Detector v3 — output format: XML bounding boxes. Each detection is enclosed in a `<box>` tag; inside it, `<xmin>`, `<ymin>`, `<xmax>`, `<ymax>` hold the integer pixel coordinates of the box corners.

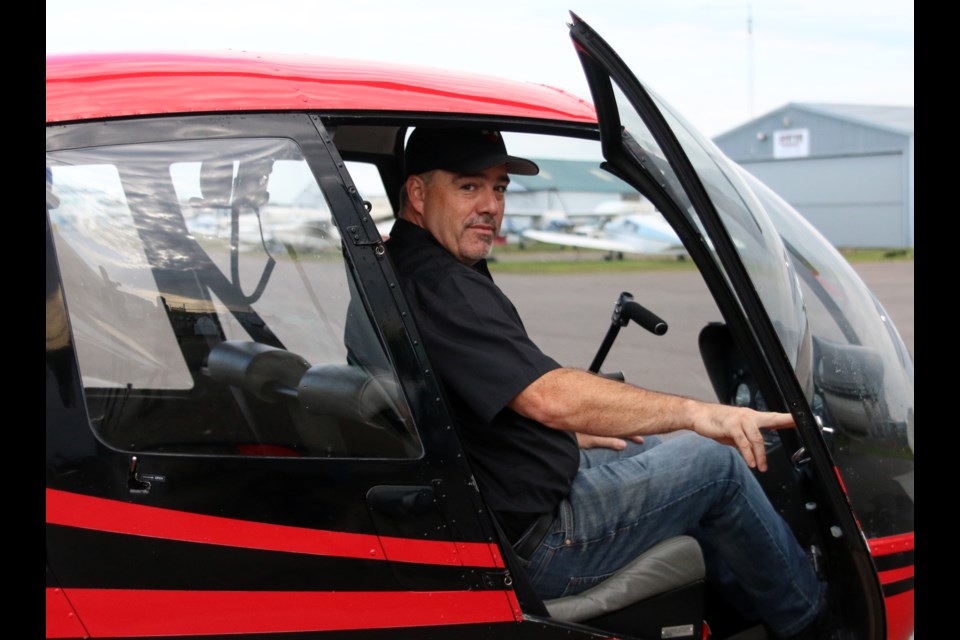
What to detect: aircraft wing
<box><xmin>520</xmin><ymin>229</ymin><xmax>642</xmax><ymax>254</ymax></box>
<box><xmin>521</xmin><ymin>229</ymin><xmax>687</xmax><ymax>256</ymax></box>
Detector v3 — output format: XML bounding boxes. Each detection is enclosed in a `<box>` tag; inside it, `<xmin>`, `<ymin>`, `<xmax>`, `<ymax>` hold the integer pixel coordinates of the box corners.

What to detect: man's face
<box><xmin>409</xmin><ymin>165</ymin><xmax>509</xmax><ymax>265</ymax></box>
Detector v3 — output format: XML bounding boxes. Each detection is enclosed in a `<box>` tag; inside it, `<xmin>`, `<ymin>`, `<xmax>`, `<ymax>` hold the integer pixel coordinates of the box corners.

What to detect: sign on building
<box><xmin>773</xmin><ymin>128</ymin><xmax>810</xmax><ymax>159</ymax></box>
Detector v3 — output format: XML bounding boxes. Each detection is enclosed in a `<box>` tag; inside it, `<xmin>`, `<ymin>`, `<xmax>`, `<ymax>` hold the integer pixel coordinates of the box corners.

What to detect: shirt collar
<box><xmin>389</xmin><ymin>218</ymin><xmax>493</xmax><ymax>279</ymax></box>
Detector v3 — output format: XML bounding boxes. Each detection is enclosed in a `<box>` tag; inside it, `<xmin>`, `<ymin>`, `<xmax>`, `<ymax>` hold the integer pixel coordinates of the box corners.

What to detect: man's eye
<box><xmin>495</xmin><ymin>185</ymin><xmax>508</xmax><ymax>193</ymax></box>
<box><xmin>460</xmin><ymin>183</ymin><xmax>477</xmax><ymax>191</ymax></box>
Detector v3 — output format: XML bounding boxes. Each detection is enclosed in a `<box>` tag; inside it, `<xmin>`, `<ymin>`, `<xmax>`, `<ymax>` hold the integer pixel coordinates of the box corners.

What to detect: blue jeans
<box><xmin>522</xmin><ymin>433</ymin><xmax>825</xmax><ymax>637</ymax></box>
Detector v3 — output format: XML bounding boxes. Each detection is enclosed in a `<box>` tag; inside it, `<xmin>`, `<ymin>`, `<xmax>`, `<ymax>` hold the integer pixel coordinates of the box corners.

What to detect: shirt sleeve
<box><xmin>406</xmin><ymin>269</ymin><xmax>561</xmax><ymax>424</ymax></box>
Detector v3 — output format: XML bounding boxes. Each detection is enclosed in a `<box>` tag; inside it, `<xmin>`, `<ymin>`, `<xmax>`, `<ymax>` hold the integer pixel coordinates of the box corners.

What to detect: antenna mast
<box><xmin>747</xmin><ymin>2</ymin><xmax>755</xmax><ymax>119</ymax></box>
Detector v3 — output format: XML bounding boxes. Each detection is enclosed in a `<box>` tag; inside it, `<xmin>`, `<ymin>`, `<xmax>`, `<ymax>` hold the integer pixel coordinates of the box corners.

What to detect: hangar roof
<box><xmin>715</xmin><ymin>102</ymin><xmax>914</xmax><ymax>141</ymax></box>
<box><xmin>791</xmin><ymin>103</ymin><xmax>914</xmax><ymax>136</ymax></box>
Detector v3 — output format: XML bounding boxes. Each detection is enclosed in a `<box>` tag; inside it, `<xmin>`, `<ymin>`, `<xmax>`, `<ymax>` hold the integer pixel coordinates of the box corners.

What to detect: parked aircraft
<box><xmin>46</xmin><ymin>11</ymin><xmax>912</xmax><ymax>640</ymax></box>
<box><xmin>521</xmin><ymin>201</ymin><xmax>686</xmax><ymax>258</ymax></box>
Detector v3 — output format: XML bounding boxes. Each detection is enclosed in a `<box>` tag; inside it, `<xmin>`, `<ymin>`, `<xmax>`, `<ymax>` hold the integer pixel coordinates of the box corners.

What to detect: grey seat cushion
<box><xmin>545</xmin><ymin>535</ymin><xmax>705</xmax><ymax>623</ymax></box>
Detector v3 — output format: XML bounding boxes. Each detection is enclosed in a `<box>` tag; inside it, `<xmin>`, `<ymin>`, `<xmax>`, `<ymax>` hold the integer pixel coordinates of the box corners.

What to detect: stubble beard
<box><xmin>462</xmin><ymin>213</ymin><xmax>498</xmax><ymax>263</ymax></box>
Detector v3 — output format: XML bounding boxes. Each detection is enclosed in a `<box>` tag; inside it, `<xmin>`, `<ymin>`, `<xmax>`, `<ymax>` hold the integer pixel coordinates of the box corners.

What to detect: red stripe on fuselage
<box><xmin>877</xmin><ymin>565</ymin><xmax>913</xmax><ymax>585</ymax></box>
<box><xmin>867</xmin><ymin>533</ymin><xmax>914</xmax><ymax>640</ymax></box>
<box><xmin>46</xmin><ymin>488</ymin><xmax>501</xmax><ymax>567</ymax></box>
<box><xmin>882</xmin><ymin>589</ymin><xmax>914</xmax><ymax>640</ymax></box>
<box><xmin>45</xmin><ymin>588</ymin><xmax>89</xmax><ymax>638</ymax></box>
<box><xmin>50</xmin><ymin>588</ymin><xmax>518</xmax><ymax>637</ymax></box>
<box><xmin>868</xmin><ymin>532</ymin><xmax>914</xmax><ymax>557</ymax></box>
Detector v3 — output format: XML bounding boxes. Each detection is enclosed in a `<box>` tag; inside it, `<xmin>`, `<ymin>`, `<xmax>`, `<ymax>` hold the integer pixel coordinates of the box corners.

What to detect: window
<box><xmin>48</xmin><ymin>137</ymin><xmax>420</xmax><ymax>459</ymax></box>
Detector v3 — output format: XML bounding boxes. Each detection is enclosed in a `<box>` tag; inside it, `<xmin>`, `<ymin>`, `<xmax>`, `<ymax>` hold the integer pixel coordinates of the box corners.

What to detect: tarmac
<box><xmin>493</xmin><ymin>258</ymin><xmax>913</xmax><ymax>402</ymax></box>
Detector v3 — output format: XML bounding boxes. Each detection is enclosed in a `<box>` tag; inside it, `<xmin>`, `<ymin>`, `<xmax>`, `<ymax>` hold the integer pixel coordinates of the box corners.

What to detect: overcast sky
<box><xmin>46</xmin><ymin>0</ymin><xmax>913</xmax><ymax>138</ymax></box>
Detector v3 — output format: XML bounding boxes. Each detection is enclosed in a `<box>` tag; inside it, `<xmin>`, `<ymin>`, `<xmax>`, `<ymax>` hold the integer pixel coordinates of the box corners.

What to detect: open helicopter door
<box><xmin>564</xmin><ymin>12</ymin><xmax>888</xmax><ymax>639</ymax></box>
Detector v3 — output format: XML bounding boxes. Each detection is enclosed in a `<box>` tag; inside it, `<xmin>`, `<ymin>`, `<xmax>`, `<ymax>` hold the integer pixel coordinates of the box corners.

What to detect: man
<box><xmin>385</xmin><ymin>127</ymin><xmax>834</xmax><ymax>639</ymax></box>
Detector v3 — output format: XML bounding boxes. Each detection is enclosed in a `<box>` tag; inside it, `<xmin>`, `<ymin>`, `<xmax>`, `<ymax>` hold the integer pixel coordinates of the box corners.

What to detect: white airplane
<box><xmin>519</xmin><ymin>200</ymin><xmax>686</xmax><ymax>259</ymax></box>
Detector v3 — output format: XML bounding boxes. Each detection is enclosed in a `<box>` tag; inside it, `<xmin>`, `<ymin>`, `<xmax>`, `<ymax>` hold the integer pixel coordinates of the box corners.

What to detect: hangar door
<box><xmin>739</xmin><ymin>152</ymin><xmax>905</xmax><ymax>248</ymax></box>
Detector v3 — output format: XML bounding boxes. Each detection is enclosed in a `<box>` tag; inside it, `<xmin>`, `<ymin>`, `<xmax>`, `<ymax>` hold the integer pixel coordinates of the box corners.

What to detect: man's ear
<box><xmin>406</xmin><ymin>175</ymin><xmax>426</xmax><ymax>213</ymax></box>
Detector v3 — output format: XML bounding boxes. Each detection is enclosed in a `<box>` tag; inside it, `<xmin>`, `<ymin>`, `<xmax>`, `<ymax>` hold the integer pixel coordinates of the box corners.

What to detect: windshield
<box><xmin>609</xmin><ymin>82</ymin><xmax>912</xmax><ymax>539</ymax></box>
<box><xmin>741</xmin><ymin>171</ymin><xmax>914</xmax><ymax>538</ymax></box>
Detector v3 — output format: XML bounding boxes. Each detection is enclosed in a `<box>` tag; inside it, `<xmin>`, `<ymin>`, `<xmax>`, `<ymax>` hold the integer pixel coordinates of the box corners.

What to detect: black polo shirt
<box><xmin>386</xmin><ymin>218</ymin><xmax>579</xmax><ymax>542</ymax></box>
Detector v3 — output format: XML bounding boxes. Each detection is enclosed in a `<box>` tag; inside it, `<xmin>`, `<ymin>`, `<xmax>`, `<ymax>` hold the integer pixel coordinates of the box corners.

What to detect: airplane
<box><xmin>46</xmin><ymin>12</ymin><xmax>912</xmax><ymax>640</ymax></box>
<box><xmin>181</xmin><ymin>169</ymin><xmax>396</xmax><ymax>253</ymax></box>
<box><xmin>520</xmin><ymin>200</ymin><xmax>686</xmax><ymax>259</ymax></box>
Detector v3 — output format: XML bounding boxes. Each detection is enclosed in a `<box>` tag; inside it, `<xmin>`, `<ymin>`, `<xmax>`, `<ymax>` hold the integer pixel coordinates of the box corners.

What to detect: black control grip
<box><xmin>621</xmin><ymin>300</ymin><xmax>668</xmax><ymax>335</ymax></box>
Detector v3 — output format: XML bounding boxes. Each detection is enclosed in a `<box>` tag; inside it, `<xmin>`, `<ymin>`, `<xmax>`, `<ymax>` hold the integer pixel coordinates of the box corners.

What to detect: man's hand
<box><xmin>689</xmin><ymin>404</ymin><xmax>795</xmax><ymax>472</ymax></box>
<box><xmin>511</xmin><ymin>367</ymin><xmax>795</xmax><ymax>471</ymax></box>
<box><xmin>576</xmin><ymin>432</ymin><xmax>644</xmax><ymax>451</ymax></box>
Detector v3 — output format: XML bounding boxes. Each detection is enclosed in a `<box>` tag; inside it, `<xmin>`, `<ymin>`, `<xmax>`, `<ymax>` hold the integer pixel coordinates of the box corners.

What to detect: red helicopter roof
<box><xmin>45</xmin><ymin>51</ymin><xmax>599</xmax><ymax>124</ymax></box>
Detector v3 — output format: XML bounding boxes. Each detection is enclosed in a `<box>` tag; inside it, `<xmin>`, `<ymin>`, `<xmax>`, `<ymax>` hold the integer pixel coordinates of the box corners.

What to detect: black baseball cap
<box><xmin>404</xmin><ymin>127</ymin><xmax>539</xmax><ymax>177</ymax></box>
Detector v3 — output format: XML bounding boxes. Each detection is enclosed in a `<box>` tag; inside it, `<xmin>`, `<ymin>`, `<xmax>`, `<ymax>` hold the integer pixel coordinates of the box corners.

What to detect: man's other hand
<box><xmin>576</xmin><ymin>433</ymin><xmax>644</xmax><ymax>450</ymax></box>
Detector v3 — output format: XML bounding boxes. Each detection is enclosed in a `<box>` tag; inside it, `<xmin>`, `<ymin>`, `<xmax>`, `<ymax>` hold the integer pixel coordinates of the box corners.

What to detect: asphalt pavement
<box><xmin>495</xmin><ymin>259</ymin><xmax>913</xmax><ymax>402</ymax></box>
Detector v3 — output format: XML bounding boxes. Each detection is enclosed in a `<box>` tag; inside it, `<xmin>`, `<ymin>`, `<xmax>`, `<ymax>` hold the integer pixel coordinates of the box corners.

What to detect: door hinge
<box><xmin>482</xmin><ymin>569</ymin><xmax>513</xmax><ymax>589</ymax></box>
<box><xmin>346</xmin><ymin>225</ymin><xmax>385</xmax><ymax>255</ymax></box>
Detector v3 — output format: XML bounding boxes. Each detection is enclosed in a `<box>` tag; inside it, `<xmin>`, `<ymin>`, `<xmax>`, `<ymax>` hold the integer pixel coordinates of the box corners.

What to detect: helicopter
<box><xmin>46</xmin><ymin>12</ymin><xmax>913</xmax><ymax>640</ymax></box>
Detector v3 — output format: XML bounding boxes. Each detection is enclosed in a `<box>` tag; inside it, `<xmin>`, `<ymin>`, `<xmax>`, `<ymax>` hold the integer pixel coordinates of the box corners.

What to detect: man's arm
<box><xmin>507</xmin><ymin>368</ymin><xmax>795</xmax><ymax>472</ymax></box>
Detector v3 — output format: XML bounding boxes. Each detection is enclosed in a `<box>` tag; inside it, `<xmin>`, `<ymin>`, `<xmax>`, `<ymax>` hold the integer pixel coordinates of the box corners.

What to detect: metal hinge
<box><xmin>346</xmin><ymin>225</ymin><xmax>385</xmax><ymax>255</ymax></box>
<box><xmin>482</xmin><ymin>569</ymin><xmax>513</xmax><ymax>589</ymax></box>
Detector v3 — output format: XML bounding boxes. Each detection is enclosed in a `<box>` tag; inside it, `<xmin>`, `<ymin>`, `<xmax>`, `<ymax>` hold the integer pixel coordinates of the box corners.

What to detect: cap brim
<box><xmin>505</xmin><ymin>156</ymin><xmax>540</xmax><ymax>176</ymax></box>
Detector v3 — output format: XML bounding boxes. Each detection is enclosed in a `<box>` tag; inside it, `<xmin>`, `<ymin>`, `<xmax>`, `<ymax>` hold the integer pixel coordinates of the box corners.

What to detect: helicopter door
<box><xmin>565</xmin><ymin>11</ymin><xmax>886</xmax><ymax>637</ymax></box>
